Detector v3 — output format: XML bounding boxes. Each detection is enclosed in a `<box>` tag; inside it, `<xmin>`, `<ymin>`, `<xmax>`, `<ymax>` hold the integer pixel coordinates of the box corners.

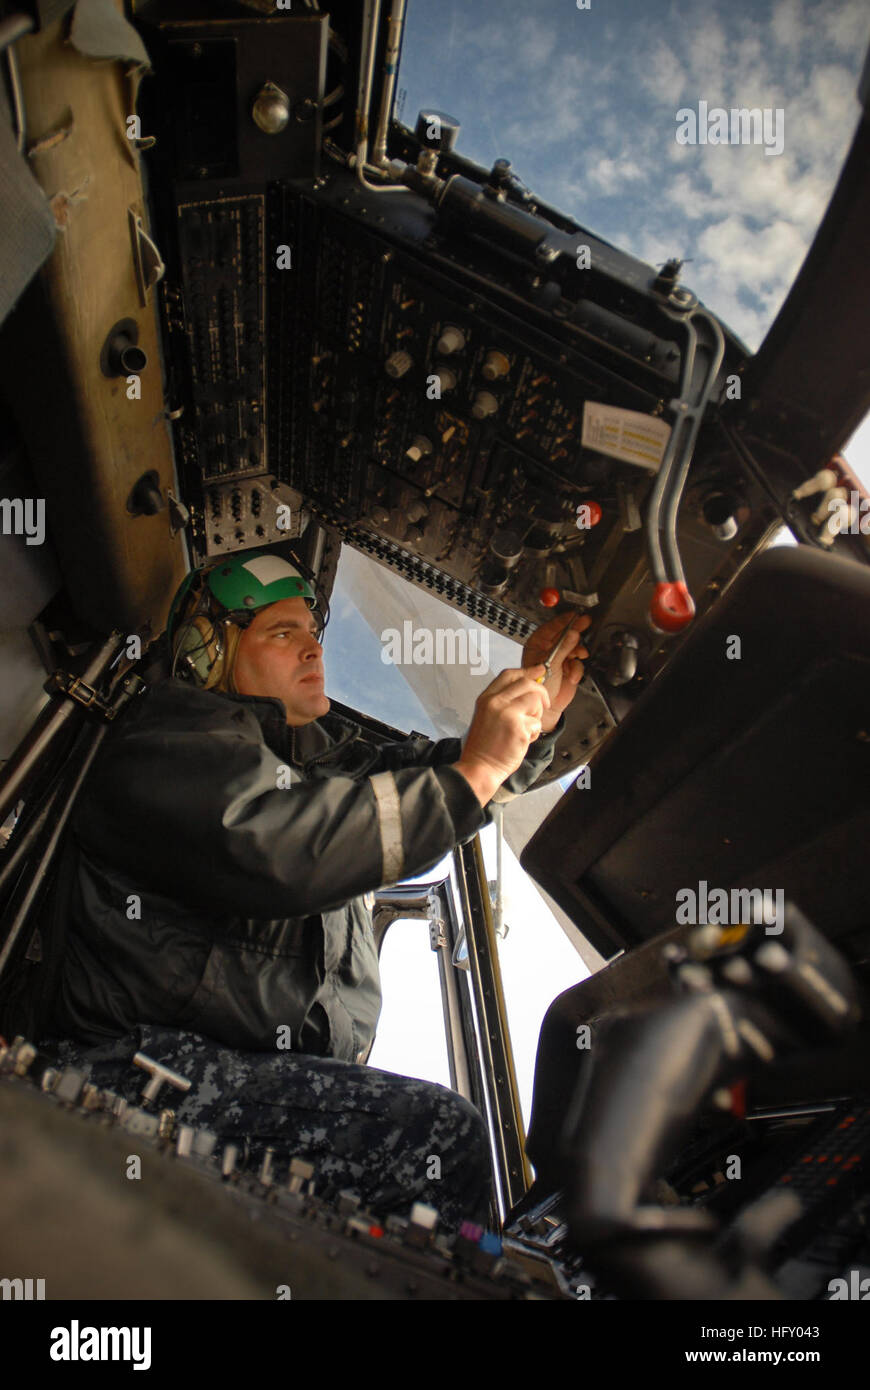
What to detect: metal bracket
<box><xmin>128</xmin><ymin>207</ymin><xmax>165</xmax><ymax>307</ymax></box>
<box><xmin>167</xmin><ymin>490</ymin><xmax>190</xmax><ymax>536</ymax></box>
<box><xmin>428</xmin><ymin>915</ymin><xmax>447</xmax><ymax>951</ymax></box>
<box><xmin>43</xmin><ymin>671</ymin><xmax>146</xmax><ymax>722</ymax></box>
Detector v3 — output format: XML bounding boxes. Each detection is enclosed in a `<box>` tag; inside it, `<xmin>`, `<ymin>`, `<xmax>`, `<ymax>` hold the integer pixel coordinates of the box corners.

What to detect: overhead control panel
<box><xmin>154</xmin><ymin>159</ymin><xmax>770</xmax><ymax>646</ymax></box>
<box><xmin>136</xmin><ymin>3</ymin><xmax>821</xmax><ymax>755</ymax></box>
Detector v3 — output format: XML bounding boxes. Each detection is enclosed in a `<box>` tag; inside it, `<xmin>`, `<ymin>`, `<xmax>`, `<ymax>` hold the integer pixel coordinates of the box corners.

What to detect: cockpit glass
<box><xmin>323</xmin><ymin>543</ymin><xmax>524</xmax><ymax>740</ymax></box>
<box><xmin>323</xmin><ymin>544</ymin><xmax>597</xmax><ymax>1082</ymax></box>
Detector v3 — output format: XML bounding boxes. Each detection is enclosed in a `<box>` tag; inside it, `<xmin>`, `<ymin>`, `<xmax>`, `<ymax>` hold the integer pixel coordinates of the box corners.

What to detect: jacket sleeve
<box><xmin>72</xmin><ymin>696</ymin><xmax>496</xmax><ymax>920</ymax></box>
<box><xmin>361</xmin><ymin>713</ymin><xmax>566</xmax><ymax>802</ymax></box>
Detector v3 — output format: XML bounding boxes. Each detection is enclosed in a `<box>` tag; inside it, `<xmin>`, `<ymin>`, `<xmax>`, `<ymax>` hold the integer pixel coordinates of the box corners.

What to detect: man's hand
<box><xmin>522</xmin><ymin>612</ymin><xmax>592</xmax><ymax>733</ymax></box>
<box><xmin>453</xmin><ymin>667</ymin><xmax>551</xmax><ymax>806</ymax></box>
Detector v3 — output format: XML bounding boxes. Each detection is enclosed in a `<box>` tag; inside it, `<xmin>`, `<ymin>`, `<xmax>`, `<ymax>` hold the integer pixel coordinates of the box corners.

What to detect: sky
<box><xmin>326</xmin><ymin>0</ymin><xmax>870</xmax><ymax>1143</ymax></box>
<box><xmin>395</xmin><ymin>0</ymin><xmax>869</xmax><ymax>356</ymax></box>
<box><xmin>396</xmin><ymin>0</ymin><xmax>870</xmax><ymax>491</ymax></box>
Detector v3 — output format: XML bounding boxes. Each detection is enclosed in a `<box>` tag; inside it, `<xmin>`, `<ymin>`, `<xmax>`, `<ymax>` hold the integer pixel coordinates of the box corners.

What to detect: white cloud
<box><xmin>770</xmin><ymin>0</ymin><xmax>805</xmax><ymax>59</ymax></box>
<box><xmin>696</xmin><ymin>213</ymin><xmax>806</xmax><ymax>286</ymax></box>
<box><xmin>584</xmin><ymin>153</ymin><xmax>645</xmax><ymax>194</ymax></box>
<box><xmin>638</xmin><ymin>39</ymin><xmax>689</xmax><ymax>102</ymax></box>
<box><xmin>686</xmin><ymin>16</ymin><xmax>731</xmax><ymax>95</ymax></box>
<box><xmin>604</xmin><ymin>2</ymin><xmax>863</xmax><ymax>347</ymax></box>
<box><xmin>401</xmin><ymin>0</ymin><xmax>866</xmax><ymax>352</ymax></box>
<box><xmin>821</xmin><ymin>1</ymin><xmax>870</xmax><ymax>56</ymax></box>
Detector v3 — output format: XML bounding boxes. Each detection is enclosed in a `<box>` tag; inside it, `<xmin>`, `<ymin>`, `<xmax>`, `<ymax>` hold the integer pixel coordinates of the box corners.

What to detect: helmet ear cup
<box><xmin>174</xmin><ymin>615</ymin><xmax>225</xmax><ymax>688</ymax></box>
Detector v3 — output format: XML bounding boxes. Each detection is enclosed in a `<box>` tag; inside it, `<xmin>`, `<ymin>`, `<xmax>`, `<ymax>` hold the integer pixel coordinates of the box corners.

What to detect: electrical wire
<box><xmin>169</xmin><ymin>610</ymin><xmax>220</xmax><ymax>682</ymax></box>
<box><xmin>718</xmin><ymin>415</ymin><xmax>826</xmax><ymax>549</ymax></box>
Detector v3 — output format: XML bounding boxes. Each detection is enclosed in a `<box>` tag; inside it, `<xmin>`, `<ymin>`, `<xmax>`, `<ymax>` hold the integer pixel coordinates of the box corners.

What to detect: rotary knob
<box><xmin>432</xmin><ymin>367</ymin><xmax>456</xmax><ymax>393</ymax></box>
<box><xmin>482</xmin><ymin>350</ymin><xmax>510</xmax><ymax>381</ymax></box>
<box><xmin>386</xmin><ymin>350</ymin><xmax>413</xmax><ymax>378</ymax></box>
<box><xmin>472</xmin><ymin>391</ymin><xmax>498</xmax><ymax>419</ymax></box>
<box><xmin>437</xmin><ymin>326</ymin><xmax>466</xmax><ymax>355</ymax></box>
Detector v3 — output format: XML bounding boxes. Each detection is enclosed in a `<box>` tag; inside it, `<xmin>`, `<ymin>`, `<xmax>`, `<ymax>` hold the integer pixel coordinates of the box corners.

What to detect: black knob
<box><xmin>414</xmin><ymin>109</ymin><xmax>460</xmax><ymax>153</ymax></box>
<box><xmin>127</xmin><ymin>469</ymin><xmax>165</xmax><ymax>517</ymax></box>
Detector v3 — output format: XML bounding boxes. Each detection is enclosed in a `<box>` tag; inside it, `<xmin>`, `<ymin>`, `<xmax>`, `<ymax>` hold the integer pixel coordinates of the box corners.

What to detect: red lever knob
<box><xmin>539</xmin><ymin>587</ymin><xmax>560</xmax><ymax>607</ymax></box>
<box><xmin>576</xmin><ymin>500</ymin><xmax>602</xmax><ymax>528</ymax></box>
<box><xmin>650</xmin><ymin>581</ymin><xmax>695</xmax><ymax>632</ymax></box>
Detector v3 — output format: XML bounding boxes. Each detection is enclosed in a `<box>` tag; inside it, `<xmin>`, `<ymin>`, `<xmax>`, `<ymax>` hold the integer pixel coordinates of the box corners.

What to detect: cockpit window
<box><xmin>396</xmin><ymin>0</ymin><xmax>869</xmax><ymax>352</ymax></box>
<box><xmin>323</xmin><ymin>543</ymin><xmax>524</xmax><ymax>739</ymax></box>
<box><xmin>324</xmin><ymin>545</ymin><xmax>593</xmax><ymax>1109</ymax></box>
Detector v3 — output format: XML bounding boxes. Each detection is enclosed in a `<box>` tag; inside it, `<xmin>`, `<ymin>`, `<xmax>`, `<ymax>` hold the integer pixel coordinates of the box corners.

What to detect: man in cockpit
<box><xmin>43</xmin><ymin>547</ymin><xmax>589</xmax><ymax>1231</ymax></box>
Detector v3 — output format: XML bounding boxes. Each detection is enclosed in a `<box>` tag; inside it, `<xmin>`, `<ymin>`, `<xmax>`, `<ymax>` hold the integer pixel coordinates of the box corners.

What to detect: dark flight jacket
<box><xmin>52</xmin><ymin>679</ymin><xmax>563</xmax><ymax>1062</ymax></box>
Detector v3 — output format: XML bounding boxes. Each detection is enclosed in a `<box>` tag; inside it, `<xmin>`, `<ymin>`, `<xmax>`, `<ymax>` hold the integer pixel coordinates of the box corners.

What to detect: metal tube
<box><xmin>644</xmin><ymin>375</ymin><xmax>688</xmax><ymax>586</ymax></box>
<box><xmin>446</xmin><ymin>864</ymin><xmax>491</xmax><ymax>1116</ymax></box>
<box><xmin>0</xmin><ymin>631</ymin><xmax>125</xmax><ymax>828</ymax></box>
<box><xmin>455</xmin><ymin>838</ymin><xmax>531</xmax><ymax>1219</ymax></box>
<box><xmin>433</xmin><ymin>881</ymin><xmax>474</xmax><ymax>1102</ymax></box>
<box><xmin>354</xmin><ymin>0</ymin><xmax>379</xmax><ymax>151</ymax></box>
<box><xmin>0</xmin><ymin>773</ymin><xmax>67</xmax><ymax>903</ymax></box>
<box><xmin>661</xmin><ymin>312</ymin><xmax>725</xmax><ymax>584</ymax></box>
<box><xmin>452</xmin><ymin>847</ymin><xmax>507</xmax><ymax>1228</ymax></box>
<box><xmin>353</xmin><ymin>0</ymin><xmax>410</xmax><ymax>194</ymax></box>
<box><xmin>0</xmin><ymin>723</ymin><xmax>109</xmax><ymax>981</ymax></box>
<box><xmin>371</xmin><ymin>0</ymin><xmax>406</xmax><ymax>168</ymax></box>
<box><xmin>492</xmin><ymin>802</ymin><xmax>504</xmax><ymax>935</ymax></box>
<box><xmin>470</xmin><ymin>835</ymin><xmax>530</xmax><ymax>1188</ymax></box>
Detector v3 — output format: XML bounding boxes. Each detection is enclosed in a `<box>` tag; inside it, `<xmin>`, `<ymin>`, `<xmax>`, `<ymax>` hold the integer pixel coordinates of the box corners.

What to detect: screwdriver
<box><xmin>534</xmin><ymin>614</ymin><xmax>581</xmax><ymax>684</ymax></box>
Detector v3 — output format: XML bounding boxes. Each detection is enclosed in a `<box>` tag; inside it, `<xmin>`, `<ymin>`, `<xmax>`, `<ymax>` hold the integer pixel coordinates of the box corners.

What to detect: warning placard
<box><xmin>581</xmin><ymin>402</ymin><xmax>672</xmax><ymax>471</ymax></box>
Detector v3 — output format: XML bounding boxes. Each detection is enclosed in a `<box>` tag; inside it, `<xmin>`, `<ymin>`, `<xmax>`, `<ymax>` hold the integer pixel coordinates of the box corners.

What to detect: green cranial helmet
<box><xmin>205</xmin><ymin>548</ymin><xmax>317</xmax><ymax>618</ymax></box>
<box><xmin>167</xmin><ymin>548</ymin><xmax>319</xmax><ymax>688</ymax></box>
<box><xmin>168</xmin><ymin>547</ymin><xmax>317</xmax><ymax>642</ymax></box>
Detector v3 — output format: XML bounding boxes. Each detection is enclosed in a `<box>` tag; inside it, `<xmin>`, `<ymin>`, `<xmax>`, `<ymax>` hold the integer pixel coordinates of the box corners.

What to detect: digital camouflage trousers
<box><xmin>41</xmin><ymin>1024</ymin><xmax>492</xmax><ymax>1233</ymax></box>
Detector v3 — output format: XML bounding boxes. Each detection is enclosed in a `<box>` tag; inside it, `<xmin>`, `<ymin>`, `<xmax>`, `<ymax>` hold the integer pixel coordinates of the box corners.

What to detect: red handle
<box><xmin>650</xmin><ymin>581</ymin><xmax>695</xmax><ymax>632</ymax></box>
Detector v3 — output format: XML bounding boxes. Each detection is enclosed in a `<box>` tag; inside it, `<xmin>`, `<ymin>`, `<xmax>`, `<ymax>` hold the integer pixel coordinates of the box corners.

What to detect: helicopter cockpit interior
<box><xmin>1</xmin><ymin>0</ymin><xmax>869</xmax><ymax>1308</ymax></box>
